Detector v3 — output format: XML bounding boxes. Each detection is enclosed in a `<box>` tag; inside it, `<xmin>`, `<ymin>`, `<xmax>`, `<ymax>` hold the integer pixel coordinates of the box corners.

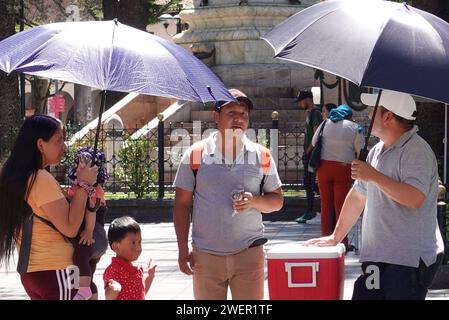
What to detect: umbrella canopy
<box><xmin>262</xmin><ymin>0</ymin><xmax>449</xmax><ymax>105</ymax></box>
<box><xmin>0</xmin><ymin>20</ymin><xmax>233</xmax><ymax>103</ymax></box>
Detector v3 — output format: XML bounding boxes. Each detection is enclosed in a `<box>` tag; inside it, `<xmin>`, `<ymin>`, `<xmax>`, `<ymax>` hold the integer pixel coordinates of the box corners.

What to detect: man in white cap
<box><xmin>307</xmin><ymin>89</ymin><xmax>444</xmax><ymax>300</ymax></box>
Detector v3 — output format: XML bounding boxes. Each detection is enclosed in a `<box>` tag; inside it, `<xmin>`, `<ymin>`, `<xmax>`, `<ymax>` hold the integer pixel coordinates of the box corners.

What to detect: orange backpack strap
<box><xmin>190</xmin><ymin>141</ymin><xmax>205</xmax><ymax>172</ymax></box>
<box><xmin>258</xmin><ymin>145</ymin><xmax>272</xmax><ymax>195</ymax></box>
<box><xmin>258</xmin><ymin>145</ymin><xmax>271</xmax><ymax>175</ymax></box>
<box><xmin>190</xmin><ymin>141</ymin><xmax>206</xmax><ymax>191</ymax></box>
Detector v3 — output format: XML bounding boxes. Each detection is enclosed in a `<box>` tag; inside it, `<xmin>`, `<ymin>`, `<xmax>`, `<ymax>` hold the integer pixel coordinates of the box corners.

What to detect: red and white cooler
<box><xmin>267</xmin><ymin>243</ymin><xmax>345</xmax><ymax>300</ymax></box>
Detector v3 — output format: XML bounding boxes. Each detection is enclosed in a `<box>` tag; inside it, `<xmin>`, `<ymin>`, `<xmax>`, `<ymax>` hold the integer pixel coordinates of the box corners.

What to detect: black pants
<box><xmin>302</xmin><ymin>154</ymin><xmax>316</xmax><ymax>212</ymax></box>
<box><xmin>352</xmin><ymin>254</ymin><xmax>443</xmax><ymax>300</ymax></box>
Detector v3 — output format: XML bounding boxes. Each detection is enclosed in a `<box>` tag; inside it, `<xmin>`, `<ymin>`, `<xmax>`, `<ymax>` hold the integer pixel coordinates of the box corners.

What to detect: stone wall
<box><xmin>175</xmin><ymin>1</ymin><xmax>319</xmax><ymax>101</ymax></box>
<box><xmin>105</xmin><ymin>196</ymin><xmax>320</xmax><ymax>223</ymax></box>
<box><xmin>116</xmin><ymin>95</ymin><xmax>175</xmax><ymax>129</ymax></box>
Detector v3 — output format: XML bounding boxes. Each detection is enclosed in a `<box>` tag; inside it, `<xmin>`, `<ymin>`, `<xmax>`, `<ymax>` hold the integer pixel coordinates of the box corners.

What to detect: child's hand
<box><xmin>144</xmin><ymin>259</ymin><xmax>157</xmax><ymax>292</ymax></box>
<box><xmin>76</xmin><ymin>162</ymin><xmax>98</xmax><ymax>185</ymax></box>
<box><xmin>107</xmin><ymin>279</ymin><xmax>122</xmax><ymax>294</ymax></box>
<box><xmin>79</xmin><ymin>229</ymin><xmax>95</xmax><ymax>245</ymax></box>
<box><xmin>79</xmin><ymin>156</ymin><xmax>90</xmax><ymax>167</ymax></box>
<box><xmin>147</xmin><ymin>259</ymin><xmax>157</xmax><ymax>278</ymax></box>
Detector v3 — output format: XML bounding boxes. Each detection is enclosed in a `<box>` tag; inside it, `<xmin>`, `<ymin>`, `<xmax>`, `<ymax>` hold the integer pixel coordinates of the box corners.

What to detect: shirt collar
<box><xmin>390</xmin><ymin>125</ymin><xmax>419</xmax><ymax>149</ymax></box>
<box><xmin>204</xmin><ymin>131</ymin><xmax>256</xmax><ymax>156</ymax></box>
<box><xmin>112</xmin><ymin>257</ymin><xmax>141</xmax><ymax>274</ymax></box>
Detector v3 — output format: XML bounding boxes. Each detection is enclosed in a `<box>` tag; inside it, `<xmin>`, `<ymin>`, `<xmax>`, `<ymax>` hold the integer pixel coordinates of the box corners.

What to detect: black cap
<box><xmin>296</xmin><ymin>89</ymin><xmax>313</xmax><ymax>102</ymax></box>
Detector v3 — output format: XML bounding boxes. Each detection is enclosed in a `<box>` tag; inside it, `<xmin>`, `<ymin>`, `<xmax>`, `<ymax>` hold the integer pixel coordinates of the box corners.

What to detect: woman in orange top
<box><xmin>0</xmin><ymin>115</ymin><xmax>97</xmax><ymax>300</ymax></box>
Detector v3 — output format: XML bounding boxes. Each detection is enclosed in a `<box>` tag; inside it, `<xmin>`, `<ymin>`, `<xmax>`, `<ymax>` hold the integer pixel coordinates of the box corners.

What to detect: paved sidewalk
<box><xmin>1</xmin><ymin>216</ymin><xmax>448</xmax><ymax>300</ymax></box>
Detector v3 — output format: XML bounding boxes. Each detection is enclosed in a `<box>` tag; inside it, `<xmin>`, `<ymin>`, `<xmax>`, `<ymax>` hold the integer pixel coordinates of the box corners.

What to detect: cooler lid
<box><xmin>266</xmin><ymin>242</ymin><xmax>345</xmax><ymax>259</ymax></box>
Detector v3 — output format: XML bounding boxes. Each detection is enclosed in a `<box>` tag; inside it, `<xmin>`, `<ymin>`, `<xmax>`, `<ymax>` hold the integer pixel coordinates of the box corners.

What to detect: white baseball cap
<box><xmin>361</xmin><ymin>90</ymin><xmax>417</xmax><ymax>120</ymax></box>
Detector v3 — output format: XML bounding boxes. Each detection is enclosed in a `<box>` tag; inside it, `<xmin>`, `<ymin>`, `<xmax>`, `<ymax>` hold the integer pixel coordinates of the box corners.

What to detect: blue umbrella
<box><xmin>262</xmin><ymin>0</ymin><xmax>449</xmax><ymax>160</ymax></box>
<box><xmin>0</xmin><ymin>19</ymin><xmax>234</xmax><ymax>160</ymax></box>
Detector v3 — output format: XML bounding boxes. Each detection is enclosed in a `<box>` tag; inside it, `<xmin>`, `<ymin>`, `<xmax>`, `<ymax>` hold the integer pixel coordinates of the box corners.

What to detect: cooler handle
<box><xmin>285</xmin><ymin>262</ymin><xmax>319</xmax><ymax>288</ymax></box>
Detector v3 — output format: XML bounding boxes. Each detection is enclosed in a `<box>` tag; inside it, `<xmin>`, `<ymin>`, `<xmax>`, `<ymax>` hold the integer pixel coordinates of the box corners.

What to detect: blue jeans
<box><xmin>352</xmin><ymin>254</ymin><xmax>443</xmax><ymax>300</ymax></box>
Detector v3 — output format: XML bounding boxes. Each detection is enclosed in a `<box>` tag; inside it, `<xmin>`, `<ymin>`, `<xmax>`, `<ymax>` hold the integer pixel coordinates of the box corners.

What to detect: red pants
<box><xmin>316</xmin><ymin>160</ymin><xmax>352</xmax><ymax>244</ymax></box>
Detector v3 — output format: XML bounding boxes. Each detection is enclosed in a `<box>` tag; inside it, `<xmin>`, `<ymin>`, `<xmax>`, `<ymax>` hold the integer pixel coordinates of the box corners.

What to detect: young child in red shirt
<box><xmin>103</xmin><ymin>216</ymin><xmax>156</xmax><ymax>300</ymax></box>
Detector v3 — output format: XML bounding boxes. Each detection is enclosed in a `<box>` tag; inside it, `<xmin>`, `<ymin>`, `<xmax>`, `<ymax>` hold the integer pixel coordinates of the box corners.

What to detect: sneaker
<box><xmin>307</xmin><ymin>212</ymin><xmax>321</xmax><ymax>225</ymax></box>
<box><xmin>295</xmin><ymin>211</ymin><xmax>317</xmax><ymax>223</ymax></box>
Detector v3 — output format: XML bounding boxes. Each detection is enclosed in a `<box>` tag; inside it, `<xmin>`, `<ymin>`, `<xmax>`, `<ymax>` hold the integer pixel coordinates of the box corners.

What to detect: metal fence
<box><xmin>51</xmin><ymin>118</ymin><xmax>316</xmax><ymax>199</ymax></box>
<box><xmin>52</xmin><ymin>116</ymin><xmax>380</xmax><ymax>200</ymax></box>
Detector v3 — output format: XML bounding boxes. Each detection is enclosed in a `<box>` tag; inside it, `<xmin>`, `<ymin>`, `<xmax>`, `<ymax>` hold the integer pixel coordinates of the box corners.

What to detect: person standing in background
<box><xmin>295</xmin><ymin>89</ymin><xmax>322</xmax><ymax>223</ymax></box>
<box><xmin>310</xmin><ymin>104</ymin><xmax>364</xmax><ymax>247</ymax></box>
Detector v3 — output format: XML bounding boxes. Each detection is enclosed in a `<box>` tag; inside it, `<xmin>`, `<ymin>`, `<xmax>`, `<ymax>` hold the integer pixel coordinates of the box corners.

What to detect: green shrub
<box><xmin>116</xmin><ymin>139</ymin><xmax>158</xmax><ymax>199</ymax></box>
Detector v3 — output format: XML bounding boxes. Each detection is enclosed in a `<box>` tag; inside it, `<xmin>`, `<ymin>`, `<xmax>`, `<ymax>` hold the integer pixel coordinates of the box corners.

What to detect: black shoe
<box><xmin>345</xmin><ymin>244</ymin><xmax>356</xmax><ymax>252</ymax></box>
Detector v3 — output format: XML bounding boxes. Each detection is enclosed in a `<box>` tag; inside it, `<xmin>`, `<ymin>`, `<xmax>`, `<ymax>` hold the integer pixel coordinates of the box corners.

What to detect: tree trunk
<box><xmin>0</xmin><ymin>0</ymin><xmax>20</xmax><ymax>162</ymax></box>
<box><xmin>31</xmin><ymin>76</ymin><xmax>49</xmax><ymax>114</ymax></box>
<box><xmin>74</xmin><ymin>84</ymin><xmax>93</xmax><ymax>126</ymax></box>
<box><xmin>412</xmin><ymin>0</ymin><xmax>449</xmax><ymax>21</ymax></box>
<box><xmin>102</xmin><ymin>0</ymin><xmax>150</xmax><ymax>109</ymax></box>
<box><xmin>103</xmin><ymin>0</ymin><xmax>149</xmax><ymax>31</ymax></box>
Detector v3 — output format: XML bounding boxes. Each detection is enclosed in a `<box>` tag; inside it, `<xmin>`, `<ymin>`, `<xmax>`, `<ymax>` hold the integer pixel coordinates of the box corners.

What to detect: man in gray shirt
<box><xmin>307</xmin><ymin>89</ymin><xmax>444</xmax><ymax>300</ymax></box>
<box><xmin>173</xmin><ymin>88</ymin><xmax>283</xmax><ymax>300</ymax></box>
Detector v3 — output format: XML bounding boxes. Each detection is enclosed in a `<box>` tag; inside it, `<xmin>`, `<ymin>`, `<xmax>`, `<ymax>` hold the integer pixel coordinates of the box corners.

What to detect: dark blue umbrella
<box><xmin>262</xmin><ymin>0</ymin><xmax>449</xmax><ymax>159</ymax></box>
<box><xmin>0</xmin><ymin>20</ymin><xmax>233</xmax><ymax>160</ymax></box>
<box><xmin>0</xmin><ymin>19</ymin><xmax>232</xmax><ymax>103</ymax></box>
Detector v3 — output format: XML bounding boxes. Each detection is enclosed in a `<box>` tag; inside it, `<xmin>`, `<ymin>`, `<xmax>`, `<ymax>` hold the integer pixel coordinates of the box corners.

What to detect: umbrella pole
<box><xmin>92</xmin><ymin>90</ymin><xmax>107</xmax><ymax>167</ymax></box>
<box><xmin>445</xmin><ymin>104</ymin><xmax>448</xmax><ymax>186</ymax></box>
<box><xmin>85</xmin><ymin>90</ymin><xmax>106</xmax><ymax>212</ymax></box>
<box><xmin>207</xmin><ymin>85</ymin><xmax>216</xmax><ymax>101</ymax></box>
<box><xmin>358</xmin><ymin>90</ymin><xmax>383</xmax><ymax>161</ymax></box>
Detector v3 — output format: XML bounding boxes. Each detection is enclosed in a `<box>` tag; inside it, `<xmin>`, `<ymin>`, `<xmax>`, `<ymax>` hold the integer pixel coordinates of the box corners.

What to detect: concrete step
<box><xmin>164</xmin><ymin>127</ymin><xmax>307</xmax><ymax>147</ymax></box>
<box><xmin>191</xmin><ymin>110</ymin><xmax>306</xmax><ymax>123</ymax></box>
<box><xmin>162</xmin><ymin>122</ymin><xmax>306</xmax><ymax>144</ymax></box>
<box><xmin>251</xmin><ymin>97</ymin><xmax>298</xmax><ymax>110</ymax></box>
<box><xmin>201</xmin><ymin>97</ymin><xmax>298</xmax><ymax>111</ymax></box>
<box><xmin>252</xmin><ymin>110</ymin><xmax>307</xmax><ymax>123</ymax></box>
<box><xmin>105</xmin><ymin>196</ymin><xmax>321</xmax><ymax>223</ymax></box>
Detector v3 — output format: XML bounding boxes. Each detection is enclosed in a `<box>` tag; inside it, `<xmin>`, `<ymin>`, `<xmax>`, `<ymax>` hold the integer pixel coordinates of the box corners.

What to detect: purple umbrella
<box><xmin>0</xmin><ymin>19</ymin><xmax>234</xmax><ymax>158</ymax></box>
<box><xmin>262</xmin><ymin>0</ymin><xmax>449</xmax><ymax>160</ymax></box>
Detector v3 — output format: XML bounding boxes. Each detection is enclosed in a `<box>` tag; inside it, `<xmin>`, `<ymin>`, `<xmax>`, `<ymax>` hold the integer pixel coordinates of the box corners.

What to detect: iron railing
<box><xmin>51</xmin><ymin>118</ymin><xmax>375</xmax><ymax>200</ymax></box>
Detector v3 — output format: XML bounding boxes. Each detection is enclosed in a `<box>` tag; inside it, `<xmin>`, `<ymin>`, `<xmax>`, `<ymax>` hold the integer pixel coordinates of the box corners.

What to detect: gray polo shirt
<box><xmin>173</xmin><ymin>132</ymin><xmax>282</xmax><ymax>255</ymax></box>
<box><xmin>354</xmin><ymin>126</ymin><xmax>444</xmax><ymax>268</ymax></box>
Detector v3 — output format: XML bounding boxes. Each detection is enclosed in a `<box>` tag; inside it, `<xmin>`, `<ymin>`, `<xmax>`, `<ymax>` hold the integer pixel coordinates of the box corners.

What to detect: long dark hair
<box><xmin>0</xmin><ymin>115</ymin><xmax>61</xmax><ymax>266</ymax></box>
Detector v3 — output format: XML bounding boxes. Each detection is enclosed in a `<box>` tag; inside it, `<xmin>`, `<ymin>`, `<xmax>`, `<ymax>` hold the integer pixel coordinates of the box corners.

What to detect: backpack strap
<box><xmin>190</xmin><ymin>141</ymin><xmax>206</xmax><ymax>191</ymax></box>
<box><xmin>17</xmin><ymin>174</ymin><xmax>37</xmax><ymax>275</ymax></box>
<box><xmin>16</xmin><ymin>203</ymin><xmax>34</xmax><ymax>275</ymax></box>
<box><xmin>259</xmin><ymin>145</ymin><xmax>271</xmax><ymax>175</ymax></box>
<box><xmin>32</xmin><ymin>213</ymin><xmax>75</xmax><ymax>245</ymax></box>
<box><xmin>258</xmin><ymin>145</ymin><xmax>272</xmax><ymax>195</ymax></box>
<box><xmin>189</xmin><ymin>140</ymin><xmax>272</xmax><ymax>196</ymax></box>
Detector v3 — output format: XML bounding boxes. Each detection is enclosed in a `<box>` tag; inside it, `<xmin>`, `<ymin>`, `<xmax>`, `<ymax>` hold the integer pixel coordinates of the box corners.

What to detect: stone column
<box><xmin>175</xmin><ymin>0</ymin><xmax>322</xmax><ymax>101</ymax></box>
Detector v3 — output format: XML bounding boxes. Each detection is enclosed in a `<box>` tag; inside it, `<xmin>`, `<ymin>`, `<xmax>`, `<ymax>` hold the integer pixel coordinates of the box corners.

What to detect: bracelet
<box><xmin>76</xmin><ymin>180</ymin><xmax>96</xmax><ymax>198</ymax></box>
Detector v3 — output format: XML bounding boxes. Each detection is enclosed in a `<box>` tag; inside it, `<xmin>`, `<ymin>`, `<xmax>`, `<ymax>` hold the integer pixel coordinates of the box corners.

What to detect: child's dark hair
<box><xmin>107</xmin><ymin>216</ymin><xmax>141</xmax><ymax>248</ymax></box>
